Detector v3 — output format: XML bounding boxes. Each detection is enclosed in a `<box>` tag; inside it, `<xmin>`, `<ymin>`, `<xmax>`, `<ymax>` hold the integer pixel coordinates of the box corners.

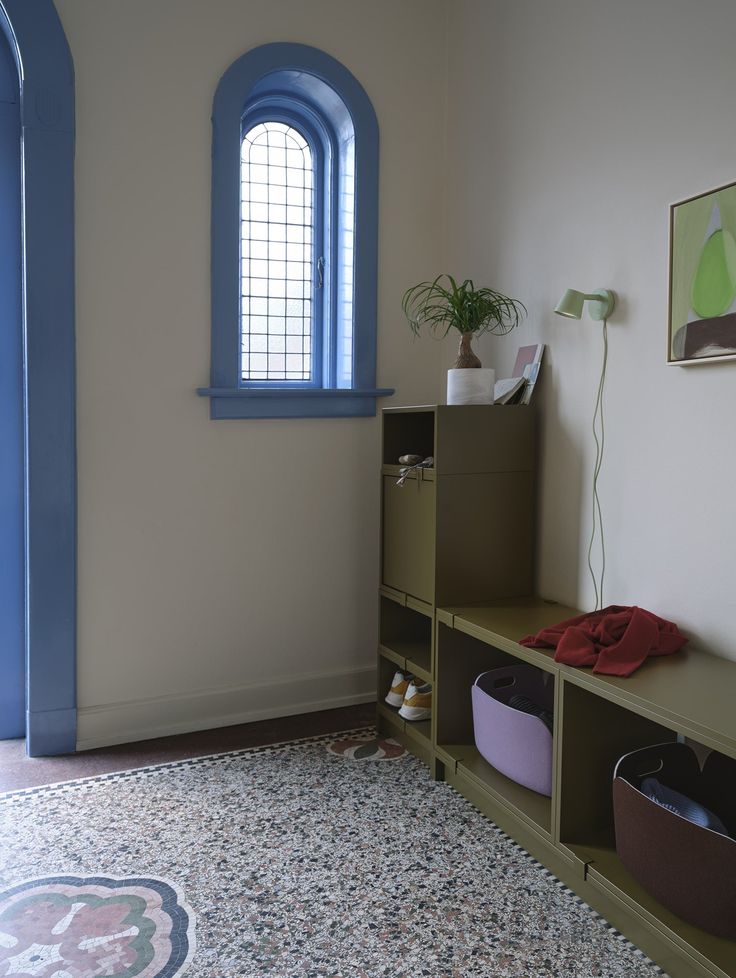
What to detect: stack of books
<box><xmin>494</xmin><ymin>343</ymin><xmax>544</xmax><ymax>405</ymax></box>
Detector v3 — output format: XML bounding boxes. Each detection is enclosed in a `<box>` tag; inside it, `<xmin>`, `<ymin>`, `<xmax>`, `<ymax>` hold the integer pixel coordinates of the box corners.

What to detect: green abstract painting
<box><xmin>669</xmin><ymin>179</ymin><xmax>736</xmax><ymax>363</ymax></box>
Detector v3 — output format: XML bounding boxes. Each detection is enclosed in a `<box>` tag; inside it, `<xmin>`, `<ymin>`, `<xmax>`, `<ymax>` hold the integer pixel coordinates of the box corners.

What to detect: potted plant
<box><xmin>402</xmin><ymin>274</ymin><xmax>526</xmax><ymax>369</ymax></box>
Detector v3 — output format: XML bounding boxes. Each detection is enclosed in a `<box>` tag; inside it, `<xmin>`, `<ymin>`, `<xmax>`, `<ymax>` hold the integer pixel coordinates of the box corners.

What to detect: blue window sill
<box><xmin>197</xmin><ymin>386</ymin><xmax>395</xmax><ymax>419</ymax></box>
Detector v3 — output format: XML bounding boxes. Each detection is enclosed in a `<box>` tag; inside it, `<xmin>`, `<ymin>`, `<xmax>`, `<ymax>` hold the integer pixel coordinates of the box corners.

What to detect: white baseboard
<box><xmin>76</xmin><ymin>663</ymin><xmax>377</xmax><ymax>751</ymax></box>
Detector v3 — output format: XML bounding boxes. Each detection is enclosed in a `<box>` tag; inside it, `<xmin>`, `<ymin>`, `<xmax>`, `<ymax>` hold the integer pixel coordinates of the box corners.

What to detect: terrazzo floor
<box><xmin>0</xmin><ymin>731</ymin><xmax>666</xmax><ymax>978</ymax></box>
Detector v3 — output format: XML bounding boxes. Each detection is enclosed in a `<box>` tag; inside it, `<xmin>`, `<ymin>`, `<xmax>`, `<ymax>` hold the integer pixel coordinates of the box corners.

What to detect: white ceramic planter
<box><xmin>447</xmin><ymin>367</ymin><xmax>495</xmax><ymax>405</ymax></box>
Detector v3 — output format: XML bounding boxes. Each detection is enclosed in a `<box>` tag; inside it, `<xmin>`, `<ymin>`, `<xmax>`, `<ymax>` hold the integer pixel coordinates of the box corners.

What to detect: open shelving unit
<box><xmin>376</xmin><ymin>405</ymin><xmax>536</xmax><ymax>770</ymax></box>
<box><xmin>437</xmin><ymin>600</ymin><xmax>736</xmax><ymax>978</ymax></box>
<box><xmin>375</xmin><ymin>405</ymin><xmax>736</xmax><ymax>978</ymax></box>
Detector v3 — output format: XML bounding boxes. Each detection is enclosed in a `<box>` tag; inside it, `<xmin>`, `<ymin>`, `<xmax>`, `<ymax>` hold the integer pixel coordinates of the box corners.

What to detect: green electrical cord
<box><xmin>587</xmin><ymin>319</ymin><xmax>608</xmax><ymax>611</ymax></box>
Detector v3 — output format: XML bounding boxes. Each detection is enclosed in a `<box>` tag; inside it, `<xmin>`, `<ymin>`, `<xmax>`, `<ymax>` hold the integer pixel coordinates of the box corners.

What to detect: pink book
<box><xmin>512</xmin><ymin>343</ymin><xmax>544</xmax><ymax>378</ymax></box>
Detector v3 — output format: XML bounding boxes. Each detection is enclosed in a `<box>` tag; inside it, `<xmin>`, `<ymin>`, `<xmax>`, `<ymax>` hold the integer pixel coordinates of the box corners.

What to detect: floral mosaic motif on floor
<box><xmin>326</xmin><ymin>736</ymin><xmax>406</xmax><ymax>760</ymax></box>
<box><xmin>0</xmin><ymin>875</ymin><xmax>195</xmax><ymax>978</ymax></box>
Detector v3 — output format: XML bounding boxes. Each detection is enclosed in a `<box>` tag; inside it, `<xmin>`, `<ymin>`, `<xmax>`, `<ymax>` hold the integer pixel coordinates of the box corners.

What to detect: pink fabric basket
<box><xmin>471</xmin><ymin>664</ymin><xmax>554</xmax><ymax>796</ymax></box>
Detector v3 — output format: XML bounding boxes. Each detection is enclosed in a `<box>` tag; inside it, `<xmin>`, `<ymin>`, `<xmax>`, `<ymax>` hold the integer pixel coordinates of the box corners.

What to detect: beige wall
<box><xmin>445</xmin><ymin>0</ymin><xmax>736</xmax><ymax>659</ymax></box>
<box><xmin>60</xmin><ymin>0</ymin><xmax>736</xmax><ymax>748</ymax></box>
<box><xmin>55</xmin><ymin>0</ymin><xmax>449</xmax><ymax>747</ymax></box>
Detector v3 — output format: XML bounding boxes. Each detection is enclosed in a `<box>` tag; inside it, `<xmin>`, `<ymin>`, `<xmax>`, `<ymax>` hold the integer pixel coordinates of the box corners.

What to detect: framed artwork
<box><xmin>668</xmin><ymin>178</ymin><xmax>736</xmax><ymax>364</ymax></box>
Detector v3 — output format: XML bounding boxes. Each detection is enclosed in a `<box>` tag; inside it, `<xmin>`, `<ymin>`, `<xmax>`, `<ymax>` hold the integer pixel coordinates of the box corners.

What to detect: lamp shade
<box><xmin>555</xmin><ymin>288</ymin><xmax>585</xmax><ymax>319</ymax></box>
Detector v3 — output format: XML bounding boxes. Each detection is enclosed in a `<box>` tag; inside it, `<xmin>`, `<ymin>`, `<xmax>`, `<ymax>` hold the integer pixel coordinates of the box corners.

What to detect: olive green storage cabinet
<box><xmin>376</xmin><ymin>404</ymin><xmax>536</xmax><ymax>770</ymax></box>
<box><xmin>375</xmin><ymin>406</ymin><xmax>736</xmax><ymax>978</ymax></box>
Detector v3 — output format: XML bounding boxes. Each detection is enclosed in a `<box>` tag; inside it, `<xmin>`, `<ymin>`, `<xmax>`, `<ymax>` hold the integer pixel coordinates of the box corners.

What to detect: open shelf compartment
<box><xmin>436</xmin><ymin>621</ymin><xmax>555</xmax><ymax>838</ymax></box>
<box><xmin>402</xmin><ymin>716</ymin><xmax>432</xmax><ymax>747</ymax></box>
<box><xmin>382</xmin><ymin>406</ymin><xmax>435</xmax><ymax>467</ymax></box>
<box><xmin>379</xmin><ymin>595</ymin><xmax>433</xmax><ymax>682</ymax></box>
<box><xmin>557</xmin><ymin>678</ymin><xmax>736</xmax><ymax>978</ymax></box>
<box><xmin>378</xmin><ymin>647</ymin><xmax>432</xmax><ymax>750</ymax></box>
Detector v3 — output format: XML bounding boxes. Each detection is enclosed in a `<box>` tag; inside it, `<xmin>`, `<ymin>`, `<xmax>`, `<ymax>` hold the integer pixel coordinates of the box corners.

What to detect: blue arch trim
<box><xmin>0</xmin><ymin>27</ymin><xmax>23</xmax><ymax>739</ymax></box>
<box><xmin>200</xmin><ymin>42</ymin><xmax>393</xmax><ymax>418</ymax></box>
<box><xmin>0</xmin><ymin>0</ymin><xmax>76</xmax><ymax>755</ymax></box>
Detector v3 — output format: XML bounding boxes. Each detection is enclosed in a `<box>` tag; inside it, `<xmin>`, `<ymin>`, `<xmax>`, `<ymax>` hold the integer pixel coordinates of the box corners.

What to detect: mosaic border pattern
<box><xmin>0</xmin><ymin>727</ymin><xmax>374</xmax><ymax>806</ymax></box>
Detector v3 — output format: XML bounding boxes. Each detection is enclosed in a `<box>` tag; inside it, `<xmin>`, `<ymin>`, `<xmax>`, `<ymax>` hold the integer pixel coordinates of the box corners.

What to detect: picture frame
<box><xmin>668</xmin><ymin>178</ymin><xmax>736</xmax><ymax>365</ymax></box>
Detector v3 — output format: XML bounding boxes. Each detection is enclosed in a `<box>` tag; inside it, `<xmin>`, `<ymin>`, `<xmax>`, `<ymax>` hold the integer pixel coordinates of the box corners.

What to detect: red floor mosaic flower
<box><xmin>327</xmin><ymin>737</ymin><xmax>405</xmax><ymax>760</ymax></box>
<box><xmin>0</xmin><ymin>876</ymin><xmax>195</xmax><ymax>978</ymax></box>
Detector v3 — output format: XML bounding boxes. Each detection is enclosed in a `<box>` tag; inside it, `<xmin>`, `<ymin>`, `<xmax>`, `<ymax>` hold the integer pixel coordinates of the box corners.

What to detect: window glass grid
<box><xmin>240</xmin><ymin>122</ymin><xmax>314</xmax><ymax>382</ymax></box>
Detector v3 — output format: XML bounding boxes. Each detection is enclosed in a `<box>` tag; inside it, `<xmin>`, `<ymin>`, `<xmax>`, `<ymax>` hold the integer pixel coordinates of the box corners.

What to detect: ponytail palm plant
<box><xmin>402</xmin><ymin>274</ymin><xmax>526</xmax><ymax>367</ymax></box>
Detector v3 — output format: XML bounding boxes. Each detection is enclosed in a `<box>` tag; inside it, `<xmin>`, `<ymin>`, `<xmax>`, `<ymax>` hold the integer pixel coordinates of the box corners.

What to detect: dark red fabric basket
<box><xmin>613</xmin><ymin>742</ymin><xmax>736</xmax><ymax>939</ymax></box>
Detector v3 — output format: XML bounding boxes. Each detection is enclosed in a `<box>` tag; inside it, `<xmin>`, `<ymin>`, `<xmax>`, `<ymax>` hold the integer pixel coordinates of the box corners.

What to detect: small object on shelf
<box><xmin>401</xmin><ymin>274</ymin><xmax>526</xmax><ymax>369</ymax></box>
<box><xmin>472</xmin><ymin>664</ymin><xmax>554</xmax><ymax>796</ymax></box>
<box><xmin>396</xmin><ymin>456</ymin><xmax>434</xmax><ymax>487</ymax></box>
<box><xmin>398</xmin><ymin>454</ymin><xmax>424</xmax><ymax>466</ymax></box>
<box><xmin>520</xmin><ymin>362</ymin><xmax>542</xmax><ymax>405</ymax></box>
<box><xmin>508</xmin><ymin>693</ymin><xmax>554</xmax><ymax>735</ymax></box>
<box><xmin>490</xmin><ymin>345</ymin><xmax>544</xmax><ymax>406</ymax></box>
<box><xmin>447</xmin><ymin>367</ymin><xmax>495</xmax><ymax>405</ymax></box>
<box><xmin>493</xmin><ymin>376</ymin><xmax>526</xmax><ymax>405</ymax></box>
<box><xmin>402</xmin><ymin>276</ymin><xmax>526</xmax><ymax>404</ymax></box>
<box><xmin>640</xmin><ymin>777</ymin><xmax>728</xmax><ymax>836</ymax></box>
<box><xmin>519</xmin><ymin>604</ymin><xmax>687</xmax><ymax>677</ymax></box>
<box><xmin>613</xmin><ymin>742</ymin><xmax>736</xmax><ymax>939</ymax></box>
<box><xmin>384</xmin><ymin>670</ymin><xmax>414</xmax><ymax>709</ymax></box>
<box><xmin>511</xmin><ymin>343</ymin><xmax>545</xmax><ymax>404</ymax></box>
<box><xmin>398</xmin><ymin>680</ymin><xmax>432</xmax><ymax>721</ymax></box>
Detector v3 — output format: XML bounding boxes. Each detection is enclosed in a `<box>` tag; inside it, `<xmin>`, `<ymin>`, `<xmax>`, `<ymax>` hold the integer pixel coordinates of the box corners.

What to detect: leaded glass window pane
<box><xmin>240</xmin><ymin>122</ymin><xmax>314</xmax><ymax>382</ymax></box>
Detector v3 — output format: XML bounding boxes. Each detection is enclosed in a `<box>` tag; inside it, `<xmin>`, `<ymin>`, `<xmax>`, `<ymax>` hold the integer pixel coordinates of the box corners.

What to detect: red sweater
<box><xmin>519</xmin><ymin>605</ymin><xmax>687</xmax><ymax>677</ymax></box>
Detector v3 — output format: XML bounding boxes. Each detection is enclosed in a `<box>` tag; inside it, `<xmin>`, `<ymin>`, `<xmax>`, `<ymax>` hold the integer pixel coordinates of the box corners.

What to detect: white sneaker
<box><xmin>398</xmin><ymin>681</ymin><xmax>432</xmax><ymax>721</ymax></box>
<box><xmin>385</xmin><ymin>670</ymin><xmax>413</xmax><ymax>708</ymax></box>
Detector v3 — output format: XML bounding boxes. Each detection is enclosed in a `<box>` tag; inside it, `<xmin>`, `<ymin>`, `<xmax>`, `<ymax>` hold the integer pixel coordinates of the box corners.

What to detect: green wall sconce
<box><xmin>554</xmin><ymin>286</ymin><xmax>617</xmax><ymax>612</ymax></box>
<box><xmin>554</xmin><ymin>288</ymin><xmax>615</xmax><ymax>321</ymax></box>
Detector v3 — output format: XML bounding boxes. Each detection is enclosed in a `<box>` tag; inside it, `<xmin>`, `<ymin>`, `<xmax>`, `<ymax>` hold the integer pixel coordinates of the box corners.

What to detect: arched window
<box><xmin>240</xmin><ymin>121</ymin><xmax>317</xmax><ymax>385</ymax></box>
<box><xmin>200</xmin><ymin>43</ymin><xmax>393</xmax><ymax>418</ymax></box>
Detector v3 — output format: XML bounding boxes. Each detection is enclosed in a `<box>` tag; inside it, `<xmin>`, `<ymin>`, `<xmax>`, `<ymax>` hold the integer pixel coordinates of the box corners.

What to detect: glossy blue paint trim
<box><xmin>25</xmin><ymin>707</ymin><xmax>76</xmax><ymax>756</ymax></box>
<box><xmin>198</xmin><ymin>386</ymin><xmax>393</xmax><ymax>419</ymax></box>
<box><xmin>0</xmin><ymin>35</ymin><xmax>23</xmax><ymax>740</ymax></box>
<box><xmin>198</xmin><ymin>387</ymin><xmax>393</xmax><ymax>398</ymax></box>
<box><xmin>210</xmin><ymin>396</ymin><xmax>379</xmax><ymax>420</ymax></box>
<box><xmin>208</xmin><ymin>42</ymin><xmax>390</xmax><ymax>418</ymax></box>
<box><xmin>0</xmin><ymin>0</ymin><xmax>77</xmax><ymax>756</ymax></box>
<box><xmin>0</xmin><ymin>21</ymin><xmax>15</xmax><ymax>102</ymax></box>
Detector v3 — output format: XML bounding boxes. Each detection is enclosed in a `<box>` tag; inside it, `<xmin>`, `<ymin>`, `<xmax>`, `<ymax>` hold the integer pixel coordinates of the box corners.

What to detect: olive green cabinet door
<box><xmin>382</xmin><ymin>476</ymin><xmax>435</xmax><ymax>604</ymax></box>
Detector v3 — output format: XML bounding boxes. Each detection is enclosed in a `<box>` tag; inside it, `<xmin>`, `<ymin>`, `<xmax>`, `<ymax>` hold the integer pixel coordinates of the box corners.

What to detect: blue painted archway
<box><xmin>0</xmin><ymin>0</ymin><xmax>76</xmax><ymax>755</ymax></box>
<box><xmin>0</xmin><ymin>25</ymin><xmax>22</xmax><ymax>741</ymax></box>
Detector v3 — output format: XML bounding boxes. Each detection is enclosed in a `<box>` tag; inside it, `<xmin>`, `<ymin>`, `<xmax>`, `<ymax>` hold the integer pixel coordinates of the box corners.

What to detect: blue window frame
<box><xmin>200</xmin><ymin>43</ymin><xmax>393</xmax><ymax>419</ymax></box>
